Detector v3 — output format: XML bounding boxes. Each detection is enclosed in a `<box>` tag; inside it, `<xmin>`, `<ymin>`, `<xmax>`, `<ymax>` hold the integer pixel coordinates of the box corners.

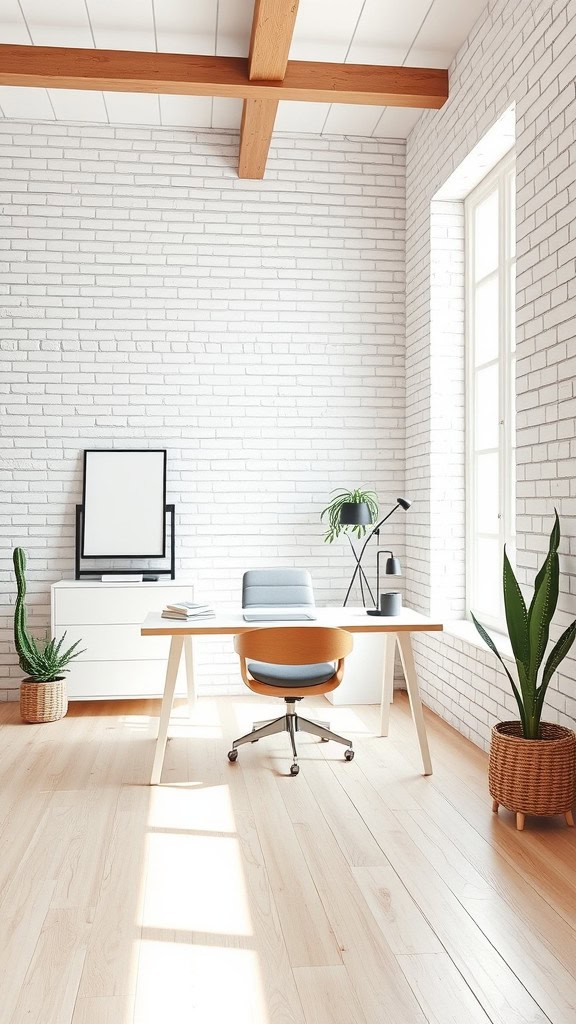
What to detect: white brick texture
<box><xmin>406</xmin><ymin>0</ymin><xmax>576</xmax><ymax>746</ymax></box>
<box><xmin>0</xmin><ymin>125</ymin><xmax>406</xmax><ymax>697</ymax></box>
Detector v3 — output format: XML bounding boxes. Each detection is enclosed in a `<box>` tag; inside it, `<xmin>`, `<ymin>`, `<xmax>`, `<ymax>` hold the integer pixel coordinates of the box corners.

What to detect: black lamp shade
<box><xmin>397</xmin><ymin>497</ymin><xmax>411</xmax><ymax>510</ymax></box>
<box><xmin>339</xmin><ymin>502</ymin><xmax>372</xmax><ymax>526</ymax></box>
<box><xmin>385</xmin><ymin>556</ymin><xmax>401</xmax><ymax>576</ymax></box>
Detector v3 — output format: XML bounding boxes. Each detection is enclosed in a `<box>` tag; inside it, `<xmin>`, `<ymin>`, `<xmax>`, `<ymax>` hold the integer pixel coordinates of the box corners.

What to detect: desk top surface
<box><xmin>141</xmin><ymin>607</ymin><xmax>443</xmax><ymax>636</ymax></box>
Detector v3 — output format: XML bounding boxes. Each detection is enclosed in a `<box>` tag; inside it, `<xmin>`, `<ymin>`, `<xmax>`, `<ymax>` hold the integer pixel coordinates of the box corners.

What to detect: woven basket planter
<box><xmin>20</xmin><ymin>677</ymin><xmax>68</xmax><ymax>723</ymax></box>
<box><xmin>489</xmin><ymin>721</ymin><xmax>576</xmax><ymax>830</ymax></box>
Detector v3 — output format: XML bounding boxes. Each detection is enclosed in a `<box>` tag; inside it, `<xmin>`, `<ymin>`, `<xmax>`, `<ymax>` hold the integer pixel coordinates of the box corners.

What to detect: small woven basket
<box><xmin>489</xmin><ymin>721</ymin><xmax>576</xmax><ymax>817</ymax></box>
<box><xmin>20</xmin><ymin>677</ymin><xmax>68</xmax><ymax>723</ymax></box>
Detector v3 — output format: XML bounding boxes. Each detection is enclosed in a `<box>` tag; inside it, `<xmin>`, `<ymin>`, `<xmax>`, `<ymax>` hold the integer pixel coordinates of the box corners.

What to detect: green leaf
<box><xmin>502</xmin><ymin>546</ymin><xmax>530</xmax><ymax>677</ymax></box>
<box><xmin>525</xmin><ymin>511</ymin><xmax>561</xmax><ymax>682</ymax></box>
<box><xmin>527</xmin><ymin>549</ymin><xmax>559</xmax><ymax>680</ymax></box>
<box><xmin>540</xmin><ymin>619</ymin><xmax>576</xmax><ymax>692</ymax></box>
<box><xmin>471</xmin><ymin>612</ymin><xmax>527</xmax><ymax>733</ymax></box>
<box><xmin>532</xmin><ymin>509</ymin><xmax>560</xmax><ymax>595</ymax></box>
<box><xmin>59</xmin><ymin>640</ymin><xmax>85</xmax><ymax>664</ymax></box>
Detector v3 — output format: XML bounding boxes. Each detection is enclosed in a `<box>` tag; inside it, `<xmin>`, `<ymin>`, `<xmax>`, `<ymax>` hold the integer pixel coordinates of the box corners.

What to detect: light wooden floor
<box><xmin>0</xmin><ymin>693</ymin><xmax>575</xmax><ymax>1024</ymax></box>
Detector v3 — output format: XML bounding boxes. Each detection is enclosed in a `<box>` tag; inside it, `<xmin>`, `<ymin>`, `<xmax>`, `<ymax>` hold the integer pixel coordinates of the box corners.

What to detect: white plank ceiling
<box><xmin>0</xmin><ymin>0</ymin><xmax>488</xmax><ymax>138</ymax></box>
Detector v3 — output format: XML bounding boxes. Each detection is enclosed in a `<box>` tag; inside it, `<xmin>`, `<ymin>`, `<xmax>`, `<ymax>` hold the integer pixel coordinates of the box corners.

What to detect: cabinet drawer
<box><xmin>51</xmin><ymin>624</ymin><xmax>172</xmax><ymax>662</ymax></box>
<box><xmin>66</xmin><ymin>659</ymin><xmax>188</xmax><ymax>700</ymax></box>
<box><xmin>54</xmin><ymin>585</ymin><xmax>193</xmax><ymax>625</ymax></box>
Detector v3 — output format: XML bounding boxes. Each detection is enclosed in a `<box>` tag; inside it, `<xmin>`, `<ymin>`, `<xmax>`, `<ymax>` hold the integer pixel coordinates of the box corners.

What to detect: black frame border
<box><xmin>81</xmin><ymin>448</ymin><xmax>167</xmax><ymax>560</ymax></box>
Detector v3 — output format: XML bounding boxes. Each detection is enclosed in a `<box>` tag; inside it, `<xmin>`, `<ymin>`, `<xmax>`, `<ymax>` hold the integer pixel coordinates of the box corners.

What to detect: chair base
<box><xmin>228</xmin><ymin>698</ymin><xmax>354</xmax><ymax>774</ymax></box>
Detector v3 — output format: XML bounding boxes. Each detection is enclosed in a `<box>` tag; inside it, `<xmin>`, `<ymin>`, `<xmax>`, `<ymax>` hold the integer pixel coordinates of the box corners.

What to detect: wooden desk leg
<box><xmin>379</xmin><ymin>633</ymin><xmax>397</xmax><ymax>737</ymax></box>
<box><xmin>396</xmin><ymin>632</ymin><xmax>433</xmax><ymax>776</ymax></box>
<box><xmin>151</xmin><ymin>635</ymin><xmax>184</xmax><ymax>785</ymax></box>
<box><xmin>184</xmin><ymin>636</ymin><xmax>195</xmax><ymax>718</ymax></box>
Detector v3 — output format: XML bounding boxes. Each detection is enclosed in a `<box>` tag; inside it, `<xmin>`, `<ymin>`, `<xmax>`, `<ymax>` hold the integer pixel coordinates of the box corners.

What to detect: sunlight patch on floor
<box><xmin>140</xmin><ymin>833</ymin><xmax>253</xmax><ymax>936</ymax></box>
<box><xmin>147</xmin><ymin>783</ymin><xmax>236</xmax><ymax>834</ymax></box>
<box><xmin>133</xmin><ymin>942</ymin><xmax>268</xmax><ymax>1024</ymax></box>
<box><xmin>119</xmin><ymin>713</ymin><xmax>158</xmax><ymax>734</ymax></box>
<box><xmin>165</xmin><ymin>721</ymin><xmax>224</xmax><ymax>740</ymax></box>
<box><xmin>320</xmin><ymin>707</ymin><xmax>373</xmax><ymax>734</ymax></box>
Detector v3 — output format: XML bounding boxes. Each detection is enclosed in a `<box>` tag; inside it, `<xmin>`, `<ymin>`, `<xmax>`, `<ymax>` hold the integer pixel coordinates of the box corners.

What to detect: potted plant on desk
<box><xmin>472</xmin><ymin>512</ymin><xmax>576</xmax><ymax>831</ymax></box>
<box><xmin>13</xmin><ymin>548</ymin><xmax>84</xmax><ymax>723</ymax></box>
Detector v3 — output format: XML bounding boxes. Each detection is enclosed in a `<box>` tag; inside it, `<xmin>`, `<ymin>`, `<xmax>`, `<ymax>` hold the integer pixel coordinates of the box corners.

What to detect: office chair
<box><xmin>242</xmin><ymin>567</ymin><xmax>316</xmax><ymax>611</ymax></box>
<box><xmin>228</xmin><ymin>625</ymin><xmax>354</xmax><ymax>776</ymax></box>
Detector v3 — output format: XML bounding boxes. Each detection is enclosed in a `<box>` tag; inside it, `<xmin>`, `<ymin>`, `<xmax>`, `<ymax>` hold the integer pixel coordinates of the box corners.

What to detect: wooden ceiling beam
<box><xmin>248</xmin><ymin>0</ymin><xmax>299</xmax><ymax>81</ymax></box>
<box><xmin>239</xmin><ymin>0</ymin><xmax>300</xmax><ymax>180</ymax></box>
<box><xmin>0</xmin><ymin>44</ymin><xmax>448</xmax><ymax>108</ymax></box>
<box><xmin>238</xmin><ymin>99</ymin><xmax>280</xmax><ymax>179</ymax></box>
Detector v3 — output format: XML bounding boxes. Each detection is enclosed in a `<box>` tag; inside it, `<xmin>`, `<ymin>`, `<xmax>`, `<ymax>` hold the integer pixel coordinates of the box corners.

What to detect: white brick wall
<box><xmin>405</xmin><ymin>0</ymin><xmax>576</xmax><ymax>746</ymax></box>
<box><xmin>0</xmin><ymin>123</ymin><xmax>406</xmax><ymax>697</ymax></box>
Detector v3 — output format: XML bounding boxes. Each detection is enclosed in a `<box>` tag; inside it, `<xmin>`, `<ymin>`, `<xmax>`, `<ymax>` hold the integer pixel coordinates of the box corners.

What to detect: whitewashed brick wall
<box><xmin>0</xmin><ymin>123</ymin><xmax>406</xmax><ymax>697</ymax></box>
<box><xmin>406</xmin><ymin>0</ymin><xmax>576</xmax><ymax>746</ymax></box>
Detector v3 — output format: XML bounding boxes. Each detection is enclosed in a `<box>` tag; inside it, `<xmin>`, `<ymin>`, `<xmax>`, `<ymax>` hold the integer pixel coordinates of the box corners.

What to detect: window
<box><xmin>465</xmin><ymin>152</ymin><xmax>516</xmax><ymax>630</ymax></box>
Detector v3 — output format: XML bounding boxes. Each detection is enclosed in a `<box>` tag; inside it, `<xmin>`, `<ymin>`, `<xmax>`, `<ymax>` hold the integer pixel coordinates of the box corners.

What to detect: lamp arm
<box><xmin>375</xmin><ymin>549</ymin><xmax>394</xmax><ymax>605</ymax></box>
<box><xmin>355</xmin><ymin>502</ymin><xmax>400</xmax><ymax>566</ymax></box>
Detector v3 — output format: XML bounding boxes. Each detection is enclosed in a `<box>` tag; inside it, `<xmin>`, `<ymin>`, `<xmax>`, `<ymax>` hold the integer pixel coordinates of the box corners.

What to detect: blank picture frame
<box><xmin>82</xmin><ymin>449</ymin><xmax>167</xmax><ymax>558</ymax></box>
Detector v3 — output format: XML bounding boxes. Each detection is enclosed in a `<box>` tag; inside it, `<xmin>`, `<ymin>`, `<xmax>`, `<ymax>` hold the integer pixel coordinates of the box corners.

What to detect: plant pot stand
<box><xmin>489</xmin><ymin>721</ymin><xmax>576</xmax><ymax>831</ymax></box>
<box><xmin>492</xmin><ymin>800</ymin><xmax>574</xmax><ymax>832</ymax></box>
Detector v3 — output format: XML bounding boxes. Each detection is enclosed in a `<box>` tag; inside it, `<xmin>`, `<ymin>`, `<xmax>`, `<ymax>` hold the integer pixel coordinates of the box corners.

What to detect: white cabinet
<box><xmin>326</xmin><ymin>634</ymin><xmax>385</xmax><ymax>705</ymax></box>
<box><xmin>51</xmin><ymin>580</ymin><xmax>193</xmax><ymax>700</ymax></box>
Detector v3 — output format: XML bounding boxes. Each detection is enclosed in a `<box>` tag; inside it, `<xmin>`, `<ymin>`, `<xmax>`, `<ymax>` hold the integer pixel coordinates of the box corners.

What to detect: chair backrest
<box><xmin>234</xmin><ymin>626</ymin><xmax>353</xmax><ymax>665</ymax></box>
<box><xmin>242</xmin><ymin>568</ymin><xmax>315</xmax><ymax>609</ymax></box>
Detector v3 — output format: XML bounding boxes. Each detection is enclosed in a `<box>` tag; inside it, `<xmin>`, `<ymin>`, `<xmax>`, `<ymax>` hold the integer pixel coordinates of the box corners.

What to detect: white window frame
<box><xmin>465</xmin><ymin>151</ymin><xmax>516</xmax><ymax>632</ymax></box>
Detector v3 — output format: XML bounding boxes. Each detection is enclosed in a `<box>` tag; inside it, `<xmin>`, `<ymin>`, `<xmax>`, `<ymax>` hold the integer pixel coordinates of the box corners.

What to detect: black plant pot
<box><xmin>339</xmin><ymin>502</ymin><xmax>372</xmax><ymax>527</ymax></box>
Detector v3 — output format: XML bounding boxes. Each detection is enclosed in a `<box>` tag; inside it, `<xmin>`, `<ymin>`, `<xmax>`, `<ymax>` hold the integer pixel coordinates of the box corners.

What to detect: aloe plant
<box><xmin>13</xmin><ymin>547</ymin><xmax>84</xmax><ymax>683</ymax></box>
<box><xmin>472</xmin><ymin>511</ymin><xmax>576</xmax><ymax>739</ymax></box>
<box><xmin>321</xmin><ymin>488</ymin><xmax>379</xmax><ymax>543</ymax></box>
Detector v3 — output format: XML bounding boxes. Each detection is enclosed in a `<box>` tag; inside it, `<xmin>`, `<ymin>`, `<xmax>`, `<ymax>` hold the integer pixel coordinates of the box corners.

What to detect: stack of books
<box><xmin>161</xmin><ymin>602</ymin><xmax>215</xmax><ymax>621</ymax></box>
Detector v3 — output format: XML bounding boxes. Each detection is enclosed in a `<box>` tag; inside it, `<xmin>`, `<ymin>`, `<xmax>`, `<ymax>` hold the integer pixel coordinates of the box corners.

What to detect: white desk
<box><xmin>141</xmin><ymin>607</ymin><xmax>443</xmax><ymax>784</ymax></box>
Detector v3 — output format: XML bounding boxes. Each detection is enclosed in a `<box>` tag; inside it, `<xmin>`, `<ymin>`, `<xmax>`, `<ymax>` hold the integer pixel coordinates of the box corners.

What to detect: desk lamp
<box><xmin>341</xmin><ymin>497</ymin><xmax>411</xmax><ymax>611</ymax></box>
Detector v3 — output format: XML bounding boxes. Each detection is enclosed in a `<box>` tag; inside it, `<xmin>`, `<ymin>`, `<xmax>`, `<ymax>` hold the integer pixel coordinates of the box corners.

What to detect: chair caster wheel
<box><xmin>290</xmin><ymin>763</ymin><xmax>300</xmax><ymax>776</ymax></box>
<box><xmin>228</xmin><ymin>749</ymin><xmax>238</xmax><ymax>762</ymax></box>
<box><xmin>344</xmin><ymin>748</ymin><xmax>354</xmax><ymax>761</ymax></box>
<box><xmin>320</xmin><ymin>737</ymin><xmax>329</xmax><ymax>743</ymax></box>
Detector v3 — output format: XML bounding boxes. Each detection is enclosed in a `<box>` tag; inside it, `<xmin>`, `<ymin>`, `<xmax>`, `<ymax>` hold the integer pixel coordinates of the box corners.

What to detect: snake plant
<box><xmin>472</xmin><ymin>511</ymin><xmax>576</xmax><ymax>739</ymax></box>
<box><xmin>13</xmin><ymin>547</ymin><xmax>84</xmax><ymax>682</ymax></box>
<box><xmin>321</xmin><ymin>488</ymin><xmax>379</xmax><ymax>543</ymax></box>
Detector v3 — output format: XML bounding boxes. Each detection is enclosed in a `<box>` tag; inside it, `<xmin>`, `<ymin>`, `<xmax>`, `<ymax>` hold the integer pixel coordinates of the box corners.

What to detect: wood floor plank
<box><xmin>293</xmin><ymin>966</ymin><xmax>368</xmax><ymax>1024</ymax></box>
<box><xmin>277</xmin><ymin>773</ymin><xmax>428</xmax><ymax>1024</ymax></box>
<box><xmin>75</xmin><ymin>805</ymin><xmax>146</xmax><ymax>1001</ymax></box>
<box><xmin>140</xmin><ymin>702</ymin><xmax>306</xmax><ymax>1024</ymax></box>
<box><xmin>299</xmin><ymin>758</ymin><xmax>389</xmax><ymax>867</ymax></box>
<box><xmin>71</xmin><ymin>996</ymin><xmax>127</xmax><ymax>1024</ymax></box>
<box><xmin>0</xmin><ymin>880</ymin><xmax>55</xmax><ymax>1024</ymax></box>
<box><xmin>352</xmin><ymin>866</ymin><xmax>443</xmax><ymax>955</ymax></box>
<box><xmin>10</xmin><ymin>908</ymin><xmax>88</xmax><ymax>1024</ymax></box>
<box><xmin>396</xmin><ymin>802</ymin><xmax>576</xmax><ymax>978</ymax></box>
<box><xmin>397</xmin><ymin>952</ymin><xmax>493</xmax><ymax>1024</ymax></box>
<box><xmin>332</xmin><ymin>760</ymin><xmax>550</xmax><ymax>1024</ymax></box>
<box><xmin>221</xmin><ymin>699</ymin><xmax>343</xmax><ymax>968</ymax></box>
<box><xmin>459</xmin><ymin>895</ymin><xmax>576</xmax><ymax>1023</ymax></box>
<box><xmin>75</xmin><ymin>725</ymin><xmax>152</xmax><ymax>1001</ymax></box>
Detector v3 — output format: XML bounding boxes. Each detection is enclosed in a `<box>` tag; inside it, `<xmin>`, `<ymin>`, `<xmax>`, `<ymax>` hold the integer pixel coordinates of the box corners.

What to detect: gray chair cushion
<box><xmin>247</xmin><ymin>661</ymin><xmax>335</xmax><ymax>688</ymax></box>
<box><xmin>242</xmin><ymin>568</ymin><xmax>315</xmax><ymax>609</ymax></box>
